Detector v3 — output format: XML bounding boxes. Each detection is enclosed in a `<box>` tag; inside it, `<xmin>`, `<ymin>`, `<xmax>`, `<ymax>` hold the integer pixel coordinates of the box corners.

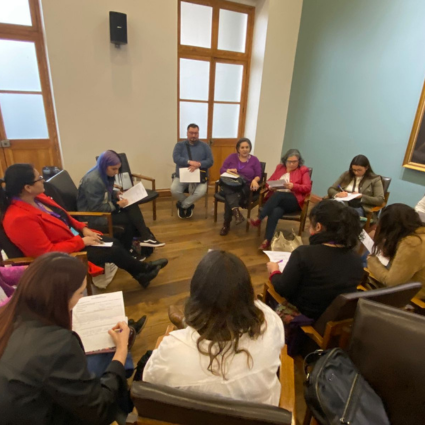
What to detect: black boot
<box><xmin>232</xmin><ymin>208</ymin><xmax>245</xmax><ymax>225</ymax></box>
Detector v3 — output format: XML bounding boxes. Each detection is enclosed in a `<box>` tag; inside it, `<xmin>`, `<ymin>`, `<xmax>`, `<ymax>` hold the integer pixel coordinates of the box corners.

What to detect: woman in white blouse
<box><xmin>143</xmin><ymin>251</ymin><xmax>285</xmax><ymax>406</ymax></box>
<box><xmin>327</xmin><ymin>155</ymin><xmax>384</xmax><ymax>217</ymax></box>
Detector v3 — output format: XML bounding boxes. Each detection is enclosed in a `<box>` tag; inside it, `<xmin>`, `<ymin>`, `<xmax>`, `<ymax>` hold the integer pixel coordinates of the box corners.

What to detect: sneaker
<box><xmin>176</xmin><ymin>202</ymin><xmax>185</xmax><ymax>219</ymax></box>
<box><xmin>140</xmin><ymin>239</ymin><xmax>165</xmax><ymax>248</ymax></box>
<box><xmin>130</xmin><ymin>248</ymin><xmax>146</xmax><ymax>262</ymax></box>
<box><xmin>185</xmin><ymin>204</ymin><xmax>194</xmax><ymax>218</ymax></box>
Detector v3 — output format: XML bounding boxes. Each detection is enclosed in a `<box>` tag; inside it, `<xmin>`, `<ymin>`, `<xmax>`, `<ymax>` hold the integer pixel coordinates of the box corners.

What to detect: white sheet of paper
<box><xmin>121</xmin><ymin>182</ymin><xmax>148</xmax><ymax>207</ymax></box>
<box><xmin>263</xmin><ymin>251</ymin><xmax>292</xmax><ymax>272</ymax></box>
<box><xmin>115</xmin><ymin>172</ymin><xmax>133</xmax><ymax>191</ymax></box>
<box><xmin>179</xmin><ymin>167</ymin><xmax>201</xmax><ymax>183</ymax></box>
<box><xmin>91</xmin><ymin>242</ymin><xmax>113</xmax><ymax>248</ymax></box>
<box><xmin>267</xmin><ymin>180</ymin><xmax>286</xmax><ymax>189</ymax></box>
<box><xmin>418</xmin><ymin>211</ymin><xmax>425</xmax><ymax>223</ymax></box>
<box><xmin>333</xmin><ymin>192</ymin><xmax>362</xmax><ymax>202</ymax></box>
<box><xmin>220</xmin><ymin>172</ymin><xmax>239</xmax><ymax>179</ymax></box>
<box><xmin>72</xmin><ymin>291</ymin><xmax>127</xmax><ymax>354</ymax></box>
<box><xmin>360</xmin><ymin>230</ymin><xmax>389</xmax><ymax>266</ymax></box>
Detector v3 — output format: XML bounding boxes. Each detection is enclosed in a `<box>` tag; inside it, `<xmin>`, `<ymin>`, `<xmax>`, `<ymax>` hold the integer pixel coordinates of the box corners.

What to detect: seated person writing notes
<box><xmin>143</xmin><ymin>251</ymin><xmax>285</xmax><ymax>406</ymax></box>
<box><xmin>218</xmin><ymin>138</ymin><xmax>262</xmax><ymax>235</ymax></box>
<box><xmin>78</xmin><ymin>150</ymin><xmax>164</xmax><ymax>251</ymax></box>
<box><xmin>267</xmin><ymin>200</ymin><xmax>364</xmax><ymax>322</ymax></box>
<box><xmin>367</xmin><ymin>203</ymin><xmax>425</xmax><ymax>300</ymax></box>
<box><xmin>0</xmin><ymin>164</ymin><xmax>167</xmax><ymax>289</ymax></box>
<box><xmin>328</xmin><ymin>154</ymin><xmax>384</xmax><ymax>217</ymax></box>
<box><xmin>171</xmin><ymin>123</ymin><xmax>213</xmax><ymax>219</ymax></box>
<box><xmin>0</xmin><ymin>253</ymin><xmax>131</xmax><ymax>424</ymax></box>
<box><xmin>250</xmin><ymin>149</ymin><xmax>311</xmax><ymax>250</ymax></box>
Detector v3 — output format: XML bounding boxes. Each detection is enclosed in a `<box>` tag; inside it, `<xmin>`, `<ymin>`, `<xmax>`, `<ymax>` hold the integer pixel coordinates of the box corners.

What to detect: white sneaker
<box><xmin>140</xmin><ymin>239</ymin><xmax>165</xmax><ymax>248</ymax></box>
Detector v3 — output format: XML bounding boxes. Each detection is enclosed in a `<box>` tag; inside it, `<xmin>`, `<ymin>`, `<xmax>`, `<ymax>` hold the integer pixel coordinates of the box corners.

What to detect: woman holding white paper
<box><xmin>218</xmin><ymin>138</ymin><xmax>262</xmax><ymax>236</ymax></box>
<box><xmin>78</xmin><ymin>150</ymin><xmax>164</xmax><ymax>251</ymax></box>
<box><xmin>327</xmin><ymin>154</ymin><xmax>384</xmax><ymax>217</ymax></box>
<box><xmin>0</xmin><ymin>253</ymin><xmax>132</xmax><ymax>424</ymax></box>
<box><xmin>250</xmin><ymin>149</ymin><xmax>312</xmax><ymax>250</ymax></box>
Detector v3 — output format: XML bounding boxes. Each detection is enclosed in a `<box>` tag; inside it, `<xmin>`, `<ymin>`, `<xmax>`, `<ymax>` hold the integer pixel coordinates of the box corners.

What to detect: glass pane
<box><xmin>0</xmin><ymin>0</ymin><xmax>32</xmax><ymax>26</ymax></box>
<box><xmin>0</xmin><ymin>94</ymin><xmax>49</xmax><ymax>139</ymax></box>
<box><xmin>212</xmin><ymin>103</ymin><xmax>240</xmax><ymax>138</ymax></box>
<box><xmin>179</xmin><ymin>101</ymin><xmax>208</xmax><ymax>139</ymax></box>
<box><xmin>214</xmin><ymin>63</ymin><xmax>243</xmax><ymax>102</ymax></box>
<box><xmin>217</xmin><ymin>9</ymin><xmax>248</xmax><ymax>53</ymax></box>
<box><xmin>180</xmin><ymin>58</ymin><xmax>210</xmax><ymax>101</ymax></box>
<box><xmin>0</xmin><ymin>40</ymin><xmax>41</xmax><ymax>91</ymax></box>
<box><xmin>180</xmin><ymin>2</ymin><xmax>212</xmax><ymax>48</ymax></box>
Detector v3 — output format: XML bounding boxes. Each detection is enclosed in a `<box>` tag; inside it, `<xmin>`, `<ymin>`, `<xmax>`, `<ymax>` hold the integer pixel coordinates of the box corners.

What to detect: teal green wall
<box><xmin>284</xmin><ymin>0</ymin><xmax>425</xmax><ymax>206</ymax></box>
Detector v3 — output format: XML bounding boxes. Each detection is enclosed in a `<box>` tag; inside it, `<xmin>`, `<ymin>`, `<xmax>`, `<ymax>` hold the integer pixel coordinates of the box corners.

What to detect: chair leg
<box><xmin>246</xmin><ymin>205</ymin><xmax>251</xmax><ymax>233</ymax></box>
<box><xmin>153</xmin><ymin>199</ymin><xmax>157</xmax><ymax>221</ymax></box>
<box><xmin>303</xmin><ymin>408</ymin><xmax>313</xmax><ymax>425</ymax></box>
<box><xmin>214</xmin><ymin>199</ymin><xmax>218</xmax><ymax>223</ymax></box>
<box><xmin>171</xmin><ymin>197</ymin><xmax>174</xmax><ymax>216</ymax></box>
<box><xmin>205</xmin><ymin>190</ymin><xmax>208</xmax><ymax>219</ymax></box>
<box><xmin>86</xmin><ymin>274</ymin><xmax>93</xmax><ymax>296</ymax></box>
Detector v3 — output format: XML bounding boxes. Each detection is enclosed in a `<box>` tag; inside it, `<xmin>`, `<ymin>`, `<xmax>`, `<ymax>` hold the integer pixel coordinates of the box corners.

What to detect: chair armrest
<box><xmin>131</xmin><ymin>173</ymin><xmax>156</xmax><ymax>191</ymax></box>
<box><xmin>154</xmin><ymin>324</ymin><xmax>176</xmax><ymax>349</ymax></box>
<box><xmin>68</xmin><ymin>212</ymin><xmax>113</xmax><ymax>237</ymax></box>
<box><xmin>279</xmin><ymin>345</ymin><xmax>295</xmax><ymax>420</ymax></box>
<box><xmin>411</xmin><ymin>297</ymin><xmax>425</xmax><ymax>309</ymax></box>
<box><xmin>1</xmin><ymin>251</ymin><xmax>88</xmax><ymax>266</ymax></box>
<box><xmin>369</xmin><ymin>204</ymin><xmax>386</xmax><ymax>213</ymax></box>
<box><xmin>265</xmin><ymin>280</ymin><xmax>286</xmax><ymax>304</ymax></box>
<box><xmin>301</xmin><ymin>326</ymin><xmax>324</xmax><ymax>347</ymax></box>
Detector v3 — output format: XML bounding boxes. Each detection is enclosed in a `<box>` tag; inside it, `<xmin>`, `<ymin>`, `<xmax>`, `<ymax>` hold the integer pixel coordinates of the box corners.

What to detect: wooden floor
<box><xmin>100</xmin><ymin>191</ymin><xmax>311</xmax><ymax>424</ymax></box>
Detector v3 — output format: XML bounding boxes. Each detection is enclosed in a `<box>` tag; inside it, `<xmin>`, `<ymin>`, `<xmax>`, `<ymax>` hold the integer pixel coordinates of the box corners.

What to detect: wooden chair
<box><xmin>362</xmin><ymin>176</ymin><xmax>391</xmax><ymax>232</ymax></box>
<box><xmin>257</xmin><ymin>168</ymin><xmax>313</xmax><ymax>237</ymax></box>
<box><xmin>262</xmin><ymin>279</ymin><xmax>422</xmax><ymax>350</ymax></box>
<box><xmin>305</xmin><ymin>299</ymin><xmax>425</xmax><ymax>425</ymax></box>
<box><xmin>214</xmin><ymin>162</ymin><xmax>267</xmax><ymax>232</ymax></box>
<box><xmin>44</xmin><ymin>169</ymin><xmax>114</xmax><ymax>236</ymax></box>
<box><xmin>132</xmin><ymin>324</ymin><xmax>296</xmax><ymax>425</ymax></box>
<box><xmin>170</xmin><ymin>173</ymin><xmax>209</xmax><ymax>219</ymax></box>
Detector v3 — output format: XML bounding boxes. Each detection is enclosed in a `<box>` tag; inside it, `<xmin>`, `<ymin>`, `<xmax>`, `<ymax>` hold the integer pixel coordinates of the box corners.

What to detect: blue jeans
<box><xmin>86</xmin><ymin>352</ymin><xmax>134</xmax><ymax>378</ymax></box>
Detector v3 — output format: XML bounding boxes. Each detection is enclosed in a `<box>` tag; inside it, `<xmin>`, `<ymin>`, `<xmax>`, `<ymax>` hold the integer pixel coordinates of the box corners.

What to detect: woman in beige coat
<box><xmin>328</xmin><ymin>155</ymin><xmax>384</xmax><ymax>217</ymax></box>
<box><xmin>368</xmin><ymin>204</ymin><xmax>425</xmax><ymax>300</ymax></box>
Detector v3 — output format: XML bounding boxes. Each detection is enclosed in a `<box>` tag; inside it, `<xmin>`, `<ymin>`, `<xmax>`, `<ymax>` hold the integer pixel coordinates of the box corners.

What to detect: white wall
<box><xmin>246</xmin><ymin>0</ymin><xmax>303</xmax><ymax>175</ymax></box>
<box><xmin>41</xmin><ymin>0</ymin><xmax>178</xmax><ymax>189</ymax></box>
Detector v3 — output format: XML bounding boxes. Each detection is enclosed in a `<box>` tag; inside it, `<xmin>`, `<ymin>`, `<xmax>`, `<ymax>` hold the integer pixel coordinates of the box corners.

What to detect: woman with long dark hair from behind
<box><xmin>0</xmin><ymin>163</ymin><xmax>167</xmax><ymax>289</ymax></box>
<box><xmin>77</xmin><ymin>150</ymin><xmax>164</xmax><ymax>252</ymax></box>
<box><xmin>143</xmin><ymin>251</ymin><xmax>285</xmax><ymax>405</ymax></box>
<box><xmin>267</xmin><ymin>200</ymin><xmax>364</xmax><ymax>322</ymax></box>
<box><xmin>368</xmin><ymin>203</ymin><xmax>425</xmax><ymax>299</ymax></box>
<box><xmin>328</xmin><ymin>154</ymin><xmax>384</xmax><ymax>217</ymax></box>
<box><xmin>0</xmin><ymin>253</ymin><xmax>130</xmax><ymax>424</ymax></box>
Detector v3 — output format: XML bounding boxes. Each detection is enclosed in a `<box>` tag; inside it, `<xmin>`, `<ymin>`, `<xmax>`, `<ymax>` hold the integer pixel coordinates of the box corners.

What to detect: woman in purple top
<box><xmin>218</xmin><ymin>138</ymin><xmax>262</xmax><ymax>236</ymax></box>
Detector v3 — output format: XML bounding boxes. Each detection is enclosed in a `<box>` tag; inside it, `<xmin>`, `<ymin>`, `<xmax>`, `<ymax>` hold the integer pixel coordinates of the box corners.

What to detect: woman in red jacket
<box><xmin>250</xmin><ymin>149</ymin><xmax>312</xmax><ymax>250</ymax></box>
<box><xmin>0</xmin><ymin>164</ymin><xmax>167</xmax><ymax>289</ymax></box>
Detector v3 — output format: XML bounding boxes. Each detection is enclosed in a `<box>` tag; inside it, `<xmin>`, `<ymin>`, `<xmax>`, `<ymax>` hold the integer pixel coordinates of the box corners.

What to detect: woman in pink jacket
<box><xmin>250</xmin><ymin>149</ymin><xmax>312</xmax><ymax>249</ymax></box>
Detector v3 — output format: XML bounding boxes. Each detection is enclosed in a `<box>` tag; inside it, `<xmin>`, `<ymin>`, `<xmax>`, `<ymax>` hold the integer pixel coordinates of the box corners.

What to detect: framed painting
<box><xmin>404</xmin><ymin>79</ymin><xmax>425</xmax><ymax>172</ymax></box>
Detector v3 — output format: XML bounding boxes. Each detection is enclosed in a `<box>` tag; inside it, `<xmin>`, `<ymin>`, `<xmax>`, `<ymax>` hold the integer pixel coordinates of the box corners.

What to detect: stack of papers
<box><xmin>267</xmin><ymin>180</ymin><xmax>286</xmax><ymax>188</ymax></box>
<box><xmin>333</xmin><ymin>193</ymin><xmax>362</xmax><ymax>202</ymax></box>
<box><xmin>220</xmin><ymin>172</ymin><xmax>240</xmax><ymax>179</ymax></box>
<box><xmin>179</xmin><ymin>168</ymin><xmax>200</xmax><ymax>183</ymax></box>
<box><xmin>263</xmin><ymin>251</ymin><xmax>292</xmax><ymax>272</ymax></box>
<box><xmin>72</xmin><ymin>291</ymin><xmax>127</xmax><ymax>354</ymax></box>
<box><xmin>120</xmin><ymin>182</ymin><xmax>148</xmax><ymax>207</ymax></box>
<box><xmin>360</xmin><ymin>230</ymin><xmax>389</xmax><ymax>266</ymax></box>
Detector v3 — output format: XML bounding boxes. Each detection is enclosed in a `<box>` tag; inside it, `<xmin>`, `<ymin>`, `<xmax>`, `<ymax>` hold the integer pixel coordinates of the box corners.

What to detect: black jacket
<box><xmin>0</xmin><ymin>315</ymin><xmax>127</xmax><ymax>424</ymax></box>
<box><xmin>270</xmin><ymin>244</ymin><xmax>364</xmax><ymax>320</ymax></box>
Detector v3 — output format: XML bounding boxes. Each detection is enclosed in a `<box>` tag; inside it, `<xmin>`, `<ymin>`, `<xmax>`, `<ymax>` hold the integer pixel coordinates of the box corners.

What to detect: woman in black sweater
<box><xmin>267</xmin><ymin>200</ymin><xmax>364</xmax><ymax>321</ymax></box>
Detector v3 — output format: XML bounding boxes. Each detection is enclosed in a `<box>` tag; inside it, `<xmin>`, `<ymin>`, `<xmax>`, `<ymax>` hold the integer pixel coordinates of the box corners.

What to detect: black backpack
<box><xmin>304</xmin><ymin>348</ymin><xmax>390</xmax><ymax>425</ymax></box>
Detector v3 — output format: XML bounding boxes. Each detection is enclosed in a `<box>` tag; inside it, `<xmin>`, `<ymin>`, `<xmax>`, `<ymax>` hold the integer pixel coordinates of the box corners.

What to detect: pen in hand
<box><xmin>338</xmin><ymin>185</ymin><xmax>344</xmax><ymax>192</ymax></box>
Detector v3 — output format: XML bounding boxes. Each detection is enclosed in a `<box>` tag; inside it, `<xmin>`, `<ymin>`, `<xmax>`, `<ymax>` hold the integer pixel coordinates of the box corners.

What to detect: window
<box><xmin>178</xmin><ymin>0</ymin><xmax>254</xmax><ymax>144</ymax></box>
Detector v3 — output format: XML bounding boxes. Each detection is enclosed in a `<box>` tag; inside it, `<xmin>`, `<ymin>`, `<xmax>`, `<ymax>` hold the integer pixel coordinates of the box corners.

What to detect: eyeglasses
<box><xmin>31</xmin><ymin>176</ymin><xmax>45</xmax><ymax>184</ymax></box>
<box><xmin>286</xmin><ymin>160</ymin><xmax>299</xmax><ymax>164</ymax></box>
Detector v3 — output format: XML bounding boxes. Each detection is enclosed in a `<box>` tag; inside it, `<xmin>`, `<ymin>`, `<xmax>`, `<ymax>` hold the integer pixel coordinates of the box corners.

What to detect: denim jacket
<box><xmin>77</xmin><ymin>169</ymin><xmax>116</xmax><ymax>228</ymax></box>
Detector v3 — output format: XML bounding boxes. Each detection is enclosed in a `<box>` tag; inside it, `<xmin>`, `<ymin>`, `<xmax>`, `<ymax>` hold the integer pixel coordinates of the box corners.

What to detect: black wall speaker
<box><xmin>110</xmin><ymin>11</ymin><xmax>127</xmax><ymax>46</ymax></box>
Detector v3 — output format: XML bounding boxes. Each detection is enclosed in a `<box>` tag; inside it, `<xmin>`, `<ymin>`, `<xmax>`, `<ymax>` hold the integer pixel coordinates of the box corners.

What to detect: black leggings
<box><xmin>112</xmin><ymin>204</ymin><xmax>150</xmax><ymax>250</ymax></box>
<box><xmin>85</xmin><ymin>235</ymin><xmax>148</xmax><ymax>279</ymax></box>
<box><xmin>260</xmin><ymin>192</ymin><xmax>300</xmax><ymax>241</ymax></box>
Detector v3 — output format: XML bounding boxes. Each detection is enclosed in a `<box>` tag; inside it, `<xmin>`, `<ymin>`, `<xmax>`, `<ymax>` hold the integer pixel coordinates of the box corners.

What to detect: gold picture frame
<box><xmin>404</xmin><ymin>79</ymin><xmax>425</xmax><ymax>172</ymax></box>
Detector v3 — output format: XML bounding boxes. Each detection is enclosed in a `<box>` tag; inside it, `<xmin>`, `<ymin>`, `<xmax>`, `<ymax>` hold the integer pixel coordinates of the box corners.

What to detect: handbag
<box><xmin>219</xmin><ymin>175</ymin><xmax>245</xmax><ymax>189</ymax></box>
<box><xmin>304</xmin><ymin>348</ymin><xmax>390</xmax><ymax>425</ymax></box>
<box><xmin>271</xmin><ymin>229</ymin><xmax>302</xmax><ymax>252</ymax></box>
<box><xmin>185</xmin><ymin>144</ymin><xmax>207</xmax><ymax>184</ymax></box>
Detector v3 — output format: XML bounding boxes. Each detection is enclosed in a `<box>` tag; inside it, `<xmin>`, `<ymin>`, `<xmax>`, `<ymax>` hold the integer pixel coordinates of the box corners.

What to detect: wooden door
<box><xmin>0</xmin><ymin>0</ymin><xmax>61</xmax><ymax>174</ymax></box>
<box><xmin>178</xmin><ymin>0</ymin><xmax>254</xmax><ymax>182</ymax></box>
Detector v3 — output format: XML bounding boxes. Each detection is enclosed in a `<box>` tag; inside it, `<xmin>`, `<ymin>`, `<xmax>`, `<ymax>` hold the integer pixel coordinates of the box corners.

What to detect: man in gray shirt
<box><xmin>171</xmin><ymin>123</ymin><xmax>213</xmax><ymax>218</ymax></box>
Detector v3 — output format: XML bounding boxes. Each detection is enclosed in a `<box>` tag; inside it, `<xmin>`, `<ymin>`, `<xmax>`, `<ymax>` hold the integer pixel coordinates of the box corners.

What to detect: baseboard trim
<box><xmin>156</xmin><ymin>189</ymin><xmax>171</xmax><ymax>198</ymax></box>
<box><xmin>310</xmin><ymin>193</ymin><xmax>323</xmax><ymax>204</ymax></box>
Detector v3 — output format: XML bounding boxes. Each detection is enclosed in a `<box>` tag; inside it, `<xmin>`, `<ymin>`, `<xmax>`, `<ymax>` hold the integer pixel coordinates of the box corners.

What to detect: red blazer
<box><xmin>266</xmin><ymin>164</ymin><xmax>312</xmax><ymax>208</ymax></box>
<box><xmin>3</xmin><ymin>194</ymin><xmax>87</xmax><ymax>258</ymax></box>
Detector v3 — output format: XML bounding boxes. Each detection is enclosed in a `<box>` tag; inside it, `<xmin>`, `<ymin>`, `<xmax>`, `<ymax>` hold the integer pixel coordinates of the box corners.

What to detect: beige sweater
<box><xmin>367</xmin><ymin>227</ymin><xmax>425</xmax><ymax>300</ymax></box>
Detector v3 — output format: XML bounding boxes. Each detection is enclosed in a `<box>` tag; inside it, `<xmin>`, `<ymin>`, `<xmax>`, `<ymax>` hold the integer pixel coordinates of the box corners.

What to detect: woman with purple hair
<box><xmin>77</xmin><ymin>150</ymin><xmax>164</xmax><ymax>253</ymax></box>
